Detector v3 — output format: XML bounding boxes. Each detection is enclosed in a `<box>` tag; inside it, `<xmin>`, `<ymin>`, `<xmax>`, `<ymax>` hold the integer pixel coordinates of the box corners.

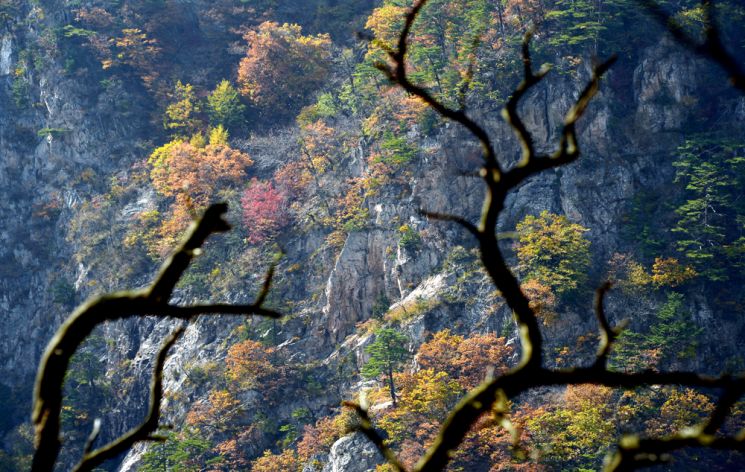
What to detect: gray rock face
<box><xmin>0</xmin><ymin>36</ymin><xmax>11</xmax><ymax>75</ymax></box>
<box><xmin>321</xmin><ymin>433</ymin><xmax>385</xmax><ymax>472</ymax></box>
<box><xmin>0</xmin><ymin>0</ymin><xmax>740</xmax><ymax>468</ymax></box>
<box><xmin>0</xmin><ymin>17</ymin><xmax>150</xmax><ymax>397</ymax></box>
<box><xmin>634</xmin><ymin>37</ymin><xmax>699</xmax><ymax>133</ymax></box>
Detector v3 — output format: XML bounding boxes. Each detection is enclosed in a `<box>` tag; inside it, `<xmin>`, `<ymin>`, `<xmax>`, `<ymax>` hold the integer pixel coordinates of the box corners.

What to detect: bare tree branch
<box><xmin>33</xmin><ymin>1</ymin><xmax>745</xmax><ymax>470</ymax></box>
<box><xmin>72</xmin><ymin>327</ymin><xmax>185</xmax><ymax>472</ymax></box>
<box><xmin>641</xmin><ymin>0</ymin><xmax>745</xmax><ymax>92</ymax></box>
<box><xmin>592</xmin><ymin>282</ymin><xmax>623</xmax><ymax>369</ymax></box>
<box><xmin>254</xmin><ymin>257</ymin><xmax>278</xmax><ymax>308</ymax></box>
<box><xmin>608</xmin><ymin>431</ymin><xmax>745</xmax><ymax>471</ymax></box>
<box><xmin>82</xmin><ymin>419</ymin><xmax>101</xmax><ymax>456</ymax></box>
<box><xmin>344</xmin><ymin>401</ymin><xmax>408</xmax><ymax>472</ymax></box>
<box><xmin>502</xmin><ymin>30</ymin><xmax>551</xmax><ymax>165</ymax></box>
<box><xmin>500</xmin><ymin>55</ymin><xmax>617</xmax><ymax>192</ymax></box>
<box><xmin>703</xmin><ymin>385</ymin><xmax>745</xmax><ymax>435</ymax></box>
<box><xmin>31</xmin><ymin>203</ymin><xmax>280</xmax><ymax>472</ymax></box>
<box><xmin>375</xmin><ymin>0</ymin><xmax>502</xmax><ymax>176</ymax></box>
<box><xmin>148</xmin><ymin>203</ymin><xmax>231</xmax><ymax>303</ymax></box>
<box><xmin>419</xmin><ymin>209</ymin><xmax>480</xmax><ymax>238</ymax></box>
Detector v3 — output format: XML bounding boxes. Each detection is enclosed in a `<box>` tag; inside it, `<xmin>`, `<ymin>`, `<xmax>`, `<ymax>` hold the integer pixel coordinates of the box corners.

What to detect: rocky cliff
<box><xmin>1</xmin><ymin>1</ymin><xmax>744</xmax><ymax>470</ymax></box>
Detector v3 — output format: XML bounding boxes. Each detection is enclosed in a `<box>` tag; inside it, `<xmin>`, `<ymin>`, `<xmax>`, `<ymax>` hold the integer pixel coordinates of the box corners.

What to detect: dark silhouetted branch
<box><xmin>501</xmin><ymin>54</ymin><xmax>617</xmax><ymax>192</ymax></box>
<box><xmin>375</xmin><ymin>0</ymin><xmax>502</xmax><ymax>175</ymax></box>
<box><xmin>502</xmin><ymin>30</ymin><xmax>550</xmax><ymax>164</ymax></box>
<box><xmin>419</xmin><ymin>209</ymin><xmax>480</xmax><ymax>238</ymax></box>
<box><xmin>608</xmin><ymin>431</ymin><xmax>745</xmax><ymax>471</ymax></box>
<box><xmin>703</xmin><ymin>385</ymin><xmax>745</xmax><ymax>435</ymax></box>
<box><xmin>592</xmin><ymin>282</ymin><xmax>623</xmax><ymax>369</ymax></box>
<box><xmin>641</xmin><ymin>0</ymin><xmax>745</xmax><ymax>92</ymax></box>
<box><xmin>603</xmin><ymin>369</ymin><xmax>745</xmax><ymax>471</ymax></box>
<box><xmin>32</xmin><ymin>203</ymin><xmax>280</xmax><ymax>472</ymax></box>
<box><xmin>344</xmin><ymin>401</ymin><xmax>408</xmax><ymax>472</ymax></box>
<box><xmin>357</xmin><ymin>1</ymin><xmax>745</xmax><ymax>471</ymax></box>
<box><xmin>72</xmin><ymin>327</ymin><xmax>184</xmax><ymax>472</ymax></box>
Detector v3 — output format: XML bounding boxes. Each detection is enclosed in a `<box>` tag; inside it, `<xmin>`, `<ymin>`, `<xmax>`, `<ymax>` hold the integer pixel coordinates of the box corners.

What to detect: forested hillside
<box><xmin>1</xmin><ymin>0</ymin><xmax>744</xmax><ymax>470</ymax></box>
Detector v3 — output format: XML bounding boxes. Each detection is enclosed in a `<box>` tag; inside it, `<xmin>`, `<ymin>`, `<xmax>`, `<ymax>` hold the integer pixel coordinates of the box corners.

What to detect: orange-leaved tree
<box><xmin>147</xmin><ymin>127</ymin><xmax>253</xmax><ymax>254</ymax></box>
<box><xmin>238</xmin><ymin>22</ymin><xmax>332</xmax><ymax>119</ymax></box>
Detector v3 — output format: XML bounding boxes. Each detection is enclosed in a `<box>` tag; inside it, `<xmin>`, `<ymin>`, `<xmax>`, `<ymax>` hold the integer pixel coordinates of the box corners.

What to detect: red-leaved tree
<box><xmin>241</xmin><ymin>179</ymin><xmax>290</xmax><ymax>244</ymax></box>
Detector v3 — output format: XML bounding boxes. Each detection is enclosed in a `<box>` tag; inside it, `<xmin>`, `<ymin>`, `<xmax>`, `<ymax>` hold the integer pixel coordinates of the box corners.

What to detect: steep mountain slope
<box><xmin>1</xmin><ymin>1</ymin><xmax>744</xmax><ymax>470</ymax></box>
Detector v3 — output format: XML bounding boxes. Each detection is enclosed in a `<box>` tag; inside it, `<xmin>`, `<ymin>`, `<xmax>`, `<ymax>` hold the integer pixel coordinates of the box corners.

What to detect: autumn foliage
<box><xmin>96</xmin><ymin>27</ymin><xmax>162</xmax><ymax>89</ymax></box>
<box><xmin>416</xmin><ymin>330</ymin><xmax>514</xmax><ymax>390</ymax></box>
<box><xmin>163</xmin><ymin>81</ymin><xmax>204</xmax><ymax>136</ymax></box>
<box><xmin>225</xmin><ymin>339</ymin><xmax>280</xmax><ymax>391</ymax></box>
<box><xmin>358</xmin><ymin>331</ymin><xmax>517</xmax><ymax>469</ymax></box>
<box><xmin>185</xmin><ymin>389</ymin><xmax>242</xmax><ymax>436</ymax></box>
<box><xmin>515</xmin><ymin>211</ymin><xmax>591</xmax><ymax>295</ymax></box>
<box><xmin>250</xmin><ymin>449</ymin><xmax>300</xmax><ymax>472</ymax></box>
<box><xmin>147</xmin><ymin>135</ymin><xmax>252</xmax><ymax>253</ymax></box>
<box><xmin>241</xmin><ymin>179</ymin><xmax>290</xmax><ymax>245</ymax></box>
<box><xmin>238</xmin><ymin>22</ymin><xmax>332</xmax><ymax>118</ymax></box>
<box><xmin>525</xmin><ymin>385</ymin><xmax>616</xmax><ymax>467</ymax></box>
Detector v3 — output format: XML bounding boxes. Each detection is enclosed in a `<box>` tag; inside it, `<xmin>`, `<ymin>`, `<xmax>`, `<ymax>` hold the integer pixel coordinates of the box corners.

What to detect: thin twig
<box><xmin>419</xmin><ymin>209</ymin><xmax>480</xmax><ymax>238</ymax></box>
<box><xmin>343</xmin><ymin>401</ymin><xmax>408</xmax><ymax>472</ymax></box>
<box><xmin>82</xmin><ymin>419</ymin><xmax>101</xmax><ymax>455</ymax></box>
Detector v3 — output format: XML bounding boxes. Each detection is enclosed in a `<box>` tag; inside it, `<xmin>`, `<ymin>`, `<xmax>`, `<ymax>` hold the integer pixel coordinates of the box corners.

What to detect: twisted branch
<box><xmin>31</xmin><ymin>203</ymin><xmax>280</xmax><ymax>472</ymax></box>
<box><xmin>359</xmin><ymin>1</ymin><xmax>745</xmax><ymax>471</ymax></box>
<box><xmin>592</xmin><ymin>282</ymin><xmax>624</xmax><ymax>369</ymax></box>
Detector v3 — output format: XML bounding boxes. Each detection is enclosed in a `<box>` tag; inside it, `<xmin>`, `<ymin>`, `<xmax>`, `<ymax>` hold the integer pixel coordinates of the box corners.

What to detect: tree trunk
<box><xmin>387</xmin><ymin>365</ymin><xmax>397</xmax><ymax>406</ymax></box>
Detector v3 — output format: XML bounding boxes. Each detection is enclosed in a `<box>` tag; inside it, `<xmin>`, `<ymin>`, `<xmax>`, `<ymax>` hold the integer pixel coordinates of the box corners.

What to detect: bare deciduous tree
<box><xmin>345</xmin><ymin>1</ymin><xmax>745</xmax><ymax>471</ymax></box>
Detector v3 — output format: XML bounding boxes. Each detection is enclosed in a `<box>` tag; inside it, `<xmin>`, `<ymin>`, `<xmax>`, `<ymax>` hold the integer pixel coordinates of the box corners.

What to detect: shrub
<box><xmin>207</xmin><ymin>80</ymin><xmax>246</xmax><ymax>130</ymax></box>
<box><xmin>398</xmin><ymin>224</ymin><xmax>422</xmax><ymax>250</ymax></box>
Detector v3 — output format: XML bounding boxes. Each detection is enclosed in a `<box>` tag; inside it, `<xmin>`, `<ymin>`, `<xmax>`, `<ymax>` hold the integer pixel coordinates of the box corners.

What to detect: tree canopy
<box><xmin>515</xmin><ymin>211</ymin><xmax>591</xmax><ymax>296</ymax></box>
<box><xmin>238</xmin><ymin>22</ymin><xmax>332</xmax><ymax>119</ymax></box>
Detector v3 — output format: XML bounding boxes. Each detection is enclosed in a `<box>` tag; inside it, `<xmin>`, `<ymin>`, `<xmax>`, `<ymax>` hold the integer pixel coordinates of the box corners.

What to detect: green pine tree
<box><xmin>612</xmin><ymin>292</ymin><xmax>702</xmax><ymax>371</ymax></box>
<box><xmin>361</xmin><ymin>328</ymin><xmax>410</xmax><ymax>406</ymax></box>
<box><xmin>672</xmin><ymin>138</ymin><xmax>745</xmax><ymax>281</ymax></box>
